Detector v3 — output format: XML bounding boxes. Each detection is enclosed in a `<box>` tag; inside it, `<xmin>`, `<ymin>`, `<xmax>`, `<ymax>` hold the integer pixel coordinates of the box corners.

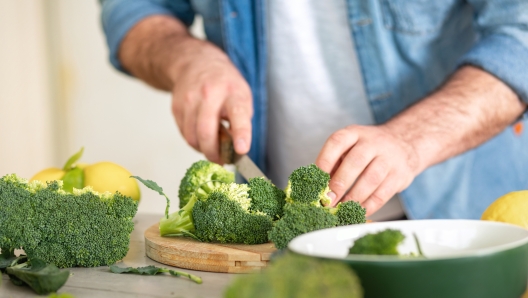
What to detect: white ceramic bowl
<box><xmin>288</xmin><ymin>220</ymin><xmax>528</xmax><ymax>298</ymax></box>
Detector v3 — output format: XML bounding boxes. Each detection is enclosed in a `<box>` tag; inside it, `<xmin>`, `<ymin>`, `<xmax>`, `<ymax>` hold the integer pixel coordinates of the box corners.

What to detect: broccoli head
<box><xmin>284</xmin><ymin>164</ymin><xmax>332</xmax><ymax>206</ymax></box>
<box><xmin>178</xmin><ymin>160</ymin><xmax>234</xmax><ymax>208</ymax></box>
<box><xmin>248</xmin><ymin>177</ymin><xmax>286</xmax><ymax>220</ymax></box>
<box><xmin>268</xmin><ymin>203</ymin><xmax>338</xmax><ymax>249</ymax></box>
<box><xmin>348</xmin><ymin>229</ymin><xmax>405</xmax><ymax>255</ymax></box>
<box><xmin>0</xmin><ymin>174</ymin><xmax>138</xmax><ymax>268</ymax></box>
<box><xmin>192</xmin><ymin>183</ymin><xmax>273</xmax><ymax>244</ymax></box>
<box><xmin>328</xmin><ymin>201</ymin><xmax>366</xmax><ymax>226</ymax></box>
<box><xmin>224</xmin><ymin>253</ymin><xmax>363</xmax><ymax>298</ymax></box>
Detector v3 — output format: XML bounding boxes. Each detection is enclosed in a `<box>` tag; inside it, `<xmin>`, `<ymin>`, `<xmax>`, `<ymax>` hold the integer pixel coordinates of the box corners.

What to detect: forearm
<box><xmin>383</xmin><ymin>66</ymin><xmax>527</xmax><ymax>173</ymax></box>
<box><xmin>119</xmin><ymin>15</ymin><xmax>225</xmax><ymax>91</ymax></box>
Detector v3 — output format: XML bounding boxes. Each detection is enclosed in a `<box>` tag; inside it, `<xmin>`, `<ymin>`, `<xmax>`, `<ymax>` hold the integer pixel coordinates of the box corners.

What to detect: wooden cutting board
<box><xmin>144</xmin><ymin>223</ymin><xmax>277</xmax><ymax>273</ymax></box>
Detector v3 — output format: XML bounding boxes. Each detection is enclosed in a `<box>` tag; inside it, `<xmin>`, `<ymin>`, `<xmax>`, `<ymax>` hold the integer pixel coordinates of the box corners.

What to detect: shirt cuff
<box><xmin>101</xmin><ymin>1</ymin><xmax>173</xmax><ymax>74</ymax></box>
<box><xmin>458</xmin><ymin>34</ymin><xmax>528</xmax><ymax>105</ymax></box>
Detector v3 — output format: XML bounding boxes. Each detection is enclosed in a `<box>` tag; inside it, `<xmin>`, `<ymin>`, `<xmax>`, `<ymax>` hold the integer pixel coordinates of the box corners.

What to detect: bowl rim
<box><xmin>288</xmin><ymin>219</ymin><xmax>528</xmax><ymax>262</ymax></box>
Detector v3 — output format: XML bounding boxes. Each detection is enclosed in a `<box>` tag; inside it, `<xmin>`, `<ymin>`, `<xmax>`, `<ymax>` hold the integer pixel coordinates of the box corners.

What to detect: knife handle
<box><xmin>219</xmin><ymin>123</ymin><xmax>235</xmax><ymax>164</ymax></box>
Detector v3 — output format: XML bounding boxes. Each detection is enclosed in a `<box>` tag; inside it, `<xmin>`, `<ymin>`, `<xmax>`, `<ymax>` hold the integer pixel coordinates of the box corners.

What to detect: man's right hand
<box><xmin>119</xmin><ymin>16</ymin><xmax>253</xmax><ymax>164</ymax></box>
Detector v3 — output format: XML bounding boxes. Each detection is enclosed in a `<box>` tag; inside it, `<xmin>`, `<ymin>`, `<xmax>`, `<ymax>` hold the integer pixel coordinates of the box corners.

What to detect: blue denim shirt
<box><xmin>100</xmin><ymin>0</ymin><xmax>528</xmax><ymax>219</ymax></box>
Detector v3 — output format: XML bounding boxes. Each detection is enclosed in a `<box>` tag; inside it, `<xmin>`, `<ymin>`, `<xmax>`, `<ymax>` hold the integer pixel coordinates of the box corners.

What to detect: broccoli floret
<box><xmin>284</xmin><ymin>164</ymin><xmax>332</xmax><ymax>206</ymax></box>
<box><xmin>192</xmin><ymin>183</ymin><xmax>273</xmax><ymax>244</ymax></box>
<box><xmin>224</xmin><ymin>253</ymin><xmax>363</xmax><ymax>298</ymax></box>
<box><xmin>248</xmin><ymin>177</ymin><xmax>286</xmax><ymax>219</ymax></box>
<box><xmin>0</xmin><ymin>174</ymin><xmax>138</xmax><ymax>268</ymax></box>
<box><xmin>268</xmin><ymin>203</ymin><xmax>338</xmax><ymax>249</ymax></box>
<box><xmin>328</xmin><ymin>201</ymin><xmax>366</xmax><ymax>226</ymax></box>
<box><xmin>178</xmin><ymin>160</ymin><xmax>235</xmax><ymax>208</ymax></box>
<box><xmin>348</xmin><ymin>229</ymin><xmax>405</xmax><ymax>255</ymax></box>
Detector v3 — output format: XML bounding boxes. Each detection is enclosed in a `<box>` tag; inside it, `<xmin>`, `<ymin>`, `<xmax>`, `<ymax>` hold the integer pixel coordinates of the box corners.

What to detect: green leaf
<box><xmin>6</xmin><ymin>258</ymin><xmax>70</xmax><ymax>295</ymax></box>
<box><xmin>109</xmin><ymin>264</ymin><xmax>202</xmax><ymax>284</ymax></box>
<box><xmin>62</xmin><ymin>147</ymin><xmax>84</xmax><ymax>171</ymax></box>
<box><xmin>131</xmin><ymin>176</ymin><xmax>170</xmax><ymax>218</ymax></box>
<box><xmin>61</xmin><ymin>167</ymin><xmax>85</xmax><ymax>193</ymax></box>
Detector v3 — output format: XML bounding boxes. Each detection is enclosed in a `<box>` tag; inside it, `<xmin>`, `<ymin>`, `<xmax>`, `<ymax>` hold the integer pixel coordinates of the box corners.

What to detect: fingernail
<box><xmin>235</xmin><ymin>138</ymin><xmax>247</xmax><ymax>153</ymax></box>
<box><xmin>328</xmin><ymin>192</ymin><xmax>337</xmax><ymax>205</ymax></box>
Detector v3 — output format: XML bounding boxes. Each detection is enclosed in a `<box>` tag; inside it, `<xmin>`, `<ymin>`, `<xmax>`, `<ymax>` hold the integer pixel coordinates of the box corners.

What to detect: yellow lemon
<box><xmin>83</xmin><ymin>161</ymin><xmax>141</xmax><ymax>201</ymax></box>
<box><xmin>30</xmin><ymin>168</ymin><xmax>66</xmax><ymax>183</ymax></box>
<box><xmin>481</xmin><ymin>190</ymin><xmax>528</xmax><ymax>229</ymax></box>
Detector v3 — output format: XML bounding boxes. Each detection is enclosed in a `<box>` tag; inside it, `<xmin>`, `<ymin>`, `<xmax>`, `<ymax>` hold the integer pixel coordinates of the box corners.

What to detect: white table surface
<box><xmin>0</xmin><ymin>213</ymin><xmax>236</xmax><ymax>298</ymax></box>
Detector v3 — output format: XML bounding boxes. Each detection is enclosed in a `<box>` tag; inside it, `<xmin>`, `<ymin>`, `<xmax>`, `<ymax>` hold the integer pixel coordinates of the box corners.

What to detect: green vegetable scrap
<box><xmin>178</xmin><ymin>160</ymin><xmax>235</xmax><ymax>208</ymax></box>
<box><xmin>1</xmin><ymin>249</ymin><xmax>69</xmax><ymax>295</ymax></box>
<box><xmin>349</xmin><ymin>229</ymin><xmax>405</xmax><ymax>255</ymax></box>
<box><xmin>0</xmin><ymin>174</ymin><xmax>138</xmax><ymax>268</ymax></box>
<box><xmin>47</xmin><ymin>293</ymin><xmax>76</xmax><ymax>298</ymax></box>
<box><xmin>224</xmin><ymin>253</ymin><xmax>363</xmax><ymax>298</ymax></box>
<box><xmin>248</xmin><ymin>177</ymin><xmax>286</xmax><ymax>220</ymax></box>
<box><xmin>109</xmin><ymin>264</ymin><xmax>202</xmax><ymax>284</ymax></box>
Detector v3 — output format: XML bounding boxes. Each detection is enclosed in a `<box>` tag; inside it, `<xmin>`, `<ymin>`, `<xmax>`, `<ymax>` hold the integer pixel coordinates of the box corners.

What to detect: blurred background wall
<box><xmin>0</xmin><ymin>0</ymin><xmax>206</xmax><ymax>214</ymax></box>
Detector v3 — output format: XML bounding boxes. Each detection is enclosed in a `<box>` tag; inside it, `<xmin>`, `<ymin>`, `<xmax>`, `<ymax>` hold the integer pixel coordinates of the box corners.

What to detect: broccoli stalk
<box><xmin>0</xmin><ymin>174</ymin><xmax>138</xmax><ymax>268</ymax></box>
<box><xmin>132</xmin><ymin>176</ymin><xmax>199</xmax><ymax>239</ymax></box>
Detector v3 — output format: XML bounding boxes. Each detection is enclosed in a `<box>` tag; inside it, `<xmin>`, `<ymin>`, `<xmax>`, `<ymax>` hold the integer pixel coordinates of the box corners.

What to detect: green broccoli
<box><xmin>0</xmin><ymin>174</ymin><xmax>138</xmax><ymax>268</ymax></box>
<box><xmin>329</xmin><ymin>201</ymin><xmax>367</xmax><ymax>226</ymax></box>
<box><xmin>268</xmin><ymin>203</ymin><xmax>338</xmax><ymax>249</ymax></box>
<box><xmin>193</xmin><ymin>183</ymin><xmax>274</xmax><ymax>244</ymax></box>
<box><xmin>248</xmin><ymin>177</ymin><xmax>286</xmax><ymax>219</ymax></box>
<box><xmin>284</xmin><ymin>164</ymin><xmax>332</xmax><ymax>206</ymax></box>
<box><xmin>178</xmin><ymin>160</ymin><xmax>235</xmax><ymax>208</ymax></box>
<box><xmin>224</xmin><ymin>253</ymin><xmax>363</xmax><ymax>298</ymax></box>
<box><xmin>348</xmin><ymin>229</ymin><xmax>405</xmax><ymax>255</ymax></box>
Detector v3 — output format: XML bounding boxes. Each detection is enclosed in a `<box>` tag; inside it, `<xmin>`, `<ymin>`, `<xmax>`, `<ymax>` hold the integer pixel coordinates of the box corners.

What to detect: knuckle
<box><xmin>364</xmin><ymin>169</ymin><xmax>383</xmax><ymax>187</ymax></box>
<box><xmin>196</xmin><ymin>123</ymin><xmax>215</xmax><ymax>141</ymax></box>
<box><xmin>328</xmin><ymin>131</ymin><xmax>348</xmax><ymax>145</ymax></box>
<box><xmin>182</xmin><ymin>92</ymin><xmax>195</xmax><ymax>105</ymax></box>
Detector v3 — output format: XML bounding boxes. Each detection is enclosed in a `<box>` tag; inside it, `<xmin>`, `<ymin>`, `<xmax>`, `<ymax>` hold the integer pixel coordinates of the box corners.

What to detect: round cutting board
<box><xmin>144</xmin><ymin>223</ymin><xmax>277</xmax><ymax>273</ymax></box>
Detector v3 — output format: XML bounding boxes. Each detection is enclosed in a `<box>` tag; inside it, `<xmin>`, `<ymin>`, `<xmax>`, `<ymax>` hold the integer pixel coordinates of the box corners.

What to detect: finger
<box><xmin>316</xmin><ymin>126</ymin><xmax>360</xmax><ymax>174</ymax></box>
<box><xmin>181</xmin><ymin>91</ymin><xmax>201</xmax><ymax>151</ymax></box>
<box><xmin>362</xmin><ymin>172</ymin><xmax>400</xmax><ymax>217</ymax></box>
<box><xmin>340</xmin><ymin>157</ymin><xmax>390</xmax><ymax>205</ymax></box>
<box><xmin>225</xmin><ymin>95</ymin><xmax>253</xmax><ymax>154</ymax></box>
<box><xmin>171</xmin><ymin>92</ymin><xmax>184</xmax><ymax>136</ymax></box>
<box><xmin>328</xmin><ymin>143</ymin><xmax>377</xmax><ymax>205</ymax></box>
<box><xmin>196</xmin><ymin>85</ymin><xmax>225</xmax><ymax>163</ymax></box>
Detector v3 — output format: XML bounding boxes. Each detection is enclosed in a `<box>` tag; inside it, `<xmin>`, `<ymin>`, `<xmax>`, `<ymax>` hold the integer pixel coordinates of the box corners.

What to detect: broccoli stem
<box><xmin>159</xmin><ymin>268</ymin><xmax>203</xmax><ymax>284</ymax></box>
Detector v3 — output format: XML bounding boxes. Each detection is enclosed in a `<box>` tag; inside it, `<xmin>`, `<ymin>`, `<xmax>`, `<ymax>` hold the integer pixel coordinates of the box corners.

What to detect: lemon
<box><xmin>30</xmin><ymin>168</ymin><xmax>66</xmax><ymax>183</ymax></box>
<box><xmin>481</xmin><ymin>190</ymin><xmax>528</xmax><ymax>229</ymax></box>
<box><xmin>83</xmin><ymin>161</ymin><xmax>140</xmax><ymax>201</ymax></box>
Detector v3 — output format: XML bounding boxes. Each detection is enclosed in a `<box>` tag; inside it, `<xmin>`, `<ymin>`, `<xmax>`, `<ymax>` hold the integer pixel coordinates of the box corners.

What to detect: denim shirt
<box><xmin>100</xmin><ymin>0</ymin><xmax>528</xmax><ymax>219</ymax></box>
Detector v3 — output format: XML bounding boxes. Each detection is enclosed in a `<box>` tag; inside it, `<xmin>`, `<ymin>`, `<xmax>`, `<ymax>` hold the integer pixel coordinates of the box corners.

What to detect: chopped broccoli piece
<box><xmin>284</xmin><ymin>164</ymin><xmax>332</xmax><ymax>206</ymax></box>
<box><xmin>0</xmin><ymin>174</ymin><xmax>138</xmax><ymax>268</ymax></box>
<box><xmin>178</xmin><ymin>160</ymin><xmax>235</xmax><ymax>208</ymax></box>
<box><xmin>224</xmin><ymin>253</ymin><xmax>363</xmax><ymax>298</ymax></box>
<box><xmin>248</xmin><ymin>177</ymin><xmax>286</xmax><ymax>219</ymax></box>
<box><xmin>193</xmin><ymin>183</ymin><xmax>273</xmax><ymax>244</ymax></box>
<box><xmin>329</xmin><ymin>201</ymin><xmax>366</xmax><ymax>226</ymax></box>
<box><xmin>348</xmin><ymin>229</ymin><xmax>405</xmax><ymax>255</ymax></box>
<box><xmin>268</xmin><ymin>203</ymin><xmax>338</xmax><ymax>249</ymax></box>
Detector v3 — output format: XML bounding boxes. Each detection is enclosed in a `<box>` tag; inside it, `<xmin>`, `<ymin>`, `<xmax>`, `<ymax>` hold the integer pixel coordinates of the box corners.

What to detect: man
<box><xmin>100</xmin><ymin>0</ymin><xmax>528</xmax><ymax>220</ymax></box>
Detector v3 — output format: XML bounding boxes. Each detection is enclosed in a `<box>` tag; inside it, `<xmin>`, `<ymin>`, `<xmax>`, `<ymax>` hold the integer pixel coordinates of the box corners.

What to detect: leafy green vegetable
<box><xmin>349</xmin><ymin>229</ymin><xmax>405</xmax><ymax>255</ymax></box>
<box><xmin>6</xmin><ymin>258</ymin><xmax>70</xmax><ymax>295</ymax></box>
<box><xmin>285</xmin><ymin>164</ymin><xmax>333</xmax><ymax>206</ymax></box>
<box><xmin>224</xmin><ymin>253</ymin><xmax>363</xmax><ymax>298</ymax></box>
<box><xmin>0</xmin><ymin>174</ymin><xmax>138</xmax><ymax>268</ymax></box>
<box><xmin>61</xmin><ymin>167</ymin><xmax>84</xmax><ymax>193</ymax></box>
<box><xmin>109</xmin><ymin>264</ymin><xmax>202</xmax><ymax>284</ymax></box>
<box><xmin>248</xmin><ymin>177</ymin><xmax>286</xmax><ymax>219</ymax></box>
<box><xmin>178</xmin><ymin>160</ymin><xmax>234</xmax><ymax>208</ymax></box>
<box><xmin>131</xmin><ymin>176</ymin><xmax>171</xmax><ymax>218</ymax></box>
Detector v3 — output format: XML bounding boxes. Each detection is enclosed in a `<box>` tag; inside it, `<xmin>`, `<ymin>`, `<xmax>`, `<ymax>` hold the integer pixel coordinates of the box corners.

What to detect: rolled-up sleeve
<box><xmin>459</xmin><ymin>0</ymin><xmax>528</xmax><ymax>104</ymax></box>
<box><xmin>99</xmin><ymin>0</ymin><xmax>195</xmax><ymax>73</ymax></box>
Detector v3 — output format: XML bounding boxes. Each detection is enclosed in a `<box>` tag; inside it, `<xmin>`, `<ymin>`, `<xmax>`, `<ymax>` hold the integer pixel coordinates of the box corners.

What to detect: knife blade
<box><xmin>219</xmin><ymin>124</ymin><xmax>268</xmax><ymax>181</ymax></box>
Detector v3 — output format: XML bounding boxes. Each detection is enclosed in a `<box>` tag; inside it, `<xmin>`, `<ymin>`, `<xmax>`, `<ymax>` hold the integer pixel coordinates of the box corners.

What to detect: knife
<box><xmin>219</xmin><ymin>123</ymin><xmax>268</xmax><ymax>181</ymax></box>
